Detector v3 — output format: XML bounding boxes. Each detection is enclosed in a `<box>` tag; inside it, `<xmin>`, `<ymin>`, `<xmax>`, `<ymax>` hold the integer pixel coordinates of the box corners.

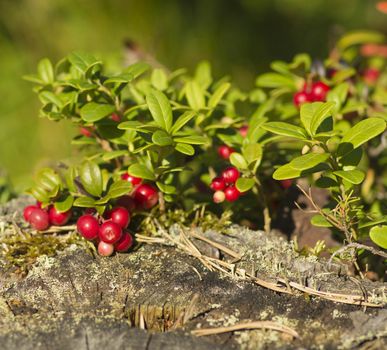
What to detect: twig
<box><xmin>192</xmin><ymin>320</ymin><xmax>300</xmax><ymax>339</ymax></box>
<box><xmin>329</xmin><ymin>243</ymin><xmax>387</xmax><ymax>266</ymax></box>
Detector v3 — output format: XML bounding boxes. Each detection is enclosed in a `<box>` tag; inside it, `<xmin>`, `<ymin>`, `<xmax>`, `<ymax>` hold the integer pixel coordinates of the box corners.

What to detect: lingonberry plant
<box><xmin>22</xmin><ymin>30</ymin><xmax>386</xmax><ymax>268</ymax></box>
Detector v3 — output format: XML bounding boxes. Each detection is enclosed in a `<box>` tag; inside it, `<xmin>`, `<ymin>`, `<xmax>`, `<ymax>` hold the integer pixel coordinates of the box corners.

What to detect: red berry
<box><xmin>106</xmin><ymin>207</ymin><xmax>130</xmax><ymax>229</ymax></box>
<box><xmin>133</xmin><ymin>184</ymin><xmax>158</xmax><ymax>209</ymax></box>
<box><xmin>293</xmin><ymin>91</ymin><xmax>311</xmax><ymax>107</ymax></box>
<box><xmin>239</xmin><ymin>125</ymin><xmax>249</xmax><ymax>137</ymax></box>
<box><xmin>77</xmin><ymin>215</ymin><xmax>99</xmax><ymax>240</ymax></box>
<box><xmin>99</xmin><ymin>221</ymin><xmax>122</xmax><ymax>244</ymax></box>
<box><xmin>210</xmin><ymin>177</ymin><xmax>226</xmax><ymax>191</ymax></box>
<box><xmin>221</xmin><ymin>167</ymin><xmax>240</xmax><ymax>184</ymax></box>
<box><xmin>310</xmin><ymin>82</ymin><xmax>330</xmax><ymax>101</ymax></box>
<box><xmin>36</xmin><ymin>201</ymin><xmax>43</xmax><ymax>208</ymax></box>
<box><xmin>224</xmin><ymin>186</ymin><xmax>241</xmax><ymax>202</ymax></box>
<box><xmin>213</xmin><ymin>191</ymin><xmax>226</xmax><ymax>203</ymax></box>
<box><xmin>279</xmin><ymin>179</ymin><xmax>292</xmax><ymax>190</ymax></box>
<box><xmin>48</xmin><ymin>206</ymin><xmax>72</xmax><ymax>226</ymax></box>
<box><xmin>23</xmin><ymin>205</ymin><xmax>38</xmax><ymax>222</ymax></box>
<box><xmin>29</xmin><ymin>208</ymin><xmax>50</xmax><ymax>231</ymax></box>
<box><xmin>80</xmin><ymin>127</ymin><xmax>93</xmax><ymax>138</ymax></box>
<box><xmin>115</xmin><ymin>231</ymin><xmax>133</xmax><ymax>252</ymax></box>
<box><xmin>363</xmin><ymin>68</ymin><xmax>380</xmax><ymax>85</ymax></box>
<box><xmin>121</xmin><ymin>172</ymin><xmax>142</xmax><ymax>185</ymax></box>
<box><xmin>116</xmin><ymin>195</ymin><xmax>137</xmax><ymax>212</ymax></box>
<box><xmin>98</xmin><ymin>241</ymin><xmax>114</xmax><ymax>257</ymax></box>
<box><xmin>218</xmin><ymin>145</ymin><xmax>235</xmax><ymax>160</ymax></box>
<box><xmin>111</xmin><ymin>113</ymin><xmax>121</xmax><ymax>122</ymax></box>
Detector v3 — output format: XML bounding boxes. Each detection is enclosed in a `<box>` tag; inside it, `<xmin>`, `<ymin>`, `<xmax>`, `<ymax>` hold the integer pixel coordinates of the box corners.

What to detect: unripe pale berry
<box><xmin>224</xmin><ymin>186</ymin><xmax>241</xmax><ymax>202</ymax></box>
<box><xmin>98</xmin><ymin>241</ymin><xmax>114</xmax><ymax>256</ymax></box>
<box><xmin>210</xmin><ymin>177</ymin><xmax>226</xmax><ymax>191</ymax></box>
<box><xmin>121</xmin><ymin>172</ymin><xmax>142</xmax><ymax>185</ymax></box>
<box><xmin>213</xmin><ymin>191</ymin><xmax>226</xmax><ymax>203</ymax></box>
<box><xmin>134</xmin><ymin>184</ymin><xmax>158</xmax><ymax>209</ymax></box>
<box><xmin>218</xmin><ymin>145</ymin><xmax>235</xmax><ymax>160</ymax></box>
<box><xmin>310</xmin><ymin>82</ymin><xmax>330</xmax><ymax>101</ymax></box>
<box><xmin>106</xmin><ymin>206</ymin><xmax>130</xmax><ymax>229</ymax></box>
<box><xmin>23</xmin><ymin>205</ymin><xmax>38</xmax><ymax>222</ymax></box>
<box><xmin>293</xmin><ymin>91</ymin><xmax>311</xmax><ymax>107</ymax></box>
<box><xmin>115</xmin><ymin>232</ymin><xmax>134</xmax><ymax>252</ymax></box>
<box><xmin>239</xmin><ymin>125</ymin><xmax>249</xmax><ymax>137</ymax></box>
<box><xmin>77</xmin><ymin>215</ymin><xmax>99</xmax><ymax>240</ymax></box>
<box><xmin>48</xmin><ymin>206</ymin><xmax>72</xmax><ymax>226</ymax></box>
<box><xmin>99</xmin><ymin>221</ymin><xmax>122</xmax><ymax>244</ymax></box>
<box><xmin>221</xmin><ymin>167</ymin><xmax>240</xmax><ymax>184</ymax></box>
<box><xmin>29</xmin><ymin>208</ymin><xmax>50</xmax><ymax>231</ymax></box>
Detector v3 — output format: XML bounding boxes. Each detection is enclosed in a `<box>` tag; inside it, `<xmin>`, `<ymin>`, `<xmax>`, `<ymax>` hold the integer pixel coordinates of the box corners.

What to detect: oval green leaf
<box><xmin>80</xmin><ymin>102</ymin><xmax>115</xmax><ymax>122</ymax></box>
<box><xmin>369</xmin><ymin>225</ymin><xmax>387</xmax><ymax>249</ymax></box>
<box><xmin>128</xmin><ymin>163</ymin><xmax>156</xmax><ymax>181</ymax></box>
<box><xmin>235</xmin><ymin>178</ymin><xmax>255</xmax><ymax>192</ymax></box>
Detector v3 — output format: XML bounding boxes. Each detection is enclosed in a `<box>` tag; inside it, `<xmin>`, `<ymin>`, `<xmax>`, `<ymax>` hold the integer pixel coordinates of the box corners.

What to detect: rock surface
<box><xmin>0</xmin><ymin>197</ymin><xmax>386</xmax><ymax>349</ymax></box>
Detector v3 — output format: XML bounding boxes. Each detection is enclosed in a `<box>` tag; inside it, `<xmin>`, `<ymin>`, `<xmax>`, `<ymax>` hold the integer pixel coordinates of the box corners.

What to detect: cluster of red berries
<box><xmin>293</xmin><ymin>81</ymin><xmax>330</xmax><ymax>107</ymax></box>
<box><xmin>23</xmin><ymin>203</ymin><xmax>72</xmax><ymax>231</ymax></box>
<box><xmin>77</xmin><ymin>206</ymin><xmax>133</xmax><ymax>256</ymax></box>
<box><xmin>210</xmin><ymin>167</ymin><xmax>242</xmax><ymax>203</ymax></box>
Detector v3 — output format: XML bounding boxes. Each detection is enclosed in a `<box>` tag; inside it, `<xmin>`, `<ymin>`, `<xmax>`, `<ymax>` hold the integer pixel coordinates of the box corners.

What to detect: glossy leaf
<box><xmin>68</xmin><ymin>52</ymin><xmax>101</xmax><ymax>74</ymax></box>
<box><xmin>235</xmin><ymin>178</ymin><xmax>255</xmax><ymax>192</ymax></box>
<box><xmin>128</xmin><ymin>163</ymin><xmax>156</xmax><ymax>181</ymax></box>
<box><xmin>151</xmin><ymin>68</ymin><xmax>168</xmax><ymax>91</ymax></box>
<box><xmin>311</xmin><ymin>214</ymin><xmax>333</xmax><ymax>227</ymax></box>
<box><xmin>73</xmin><ymin>196</ymin><xmax>96</xmax><ymax>208</ymax></box>
<box><xmin>54</xmin><ymin>195</ymin><xmax>74</xmax><ymax>213</ymax></box>
<box><xmin>208</xmin><ymin>82</ymin><xmax>231</xmax><ymax>108</ymax></box>
<box><xmin>171</xmin><ymin>111</ymin><xmax>196</xmax><ymax>134</ymax></box>
<box><xmin>369</xmin><ymin>225</ymin><xmax>387</xmax><ymax>249</ymax></box>
<box><xmin>146</xmin><ymin>89</ymin><xmax>173</xmax><ymax>131</ymax></box>
<box><xmin>333</xmin><ymin>170</ymin><xmax>365</xmax><ymax>184</ymax></box>
<box><xmin>173</xmin><ymin>135</ymin><xmax>207</xmax><ymax>145</ymax></box>
<box><xmin>37</xmin><ymin>58</ymin><xmax>54</xmax><ymax>84</ymax></box>
<box><xmin>290</xmin><ymin>153</ymin><xmax>330</xmax><ymax>171</ymax></box>
<box><xmin>80</xmin><ymin>103</ymin><xmax>115</xmax><ymax>122</ymax></box>
<box><xmin>175</xmin><ymin>143</ymin><xmax>195</xmax><ymax>155</ymax></box>
<box><xmin>230</xmin><ymin>153</ymin><xmax>248</xmax><ymax>169</ymax></box>
<box><xmin>262</xmin><ymin>122</ymin><xmax>308</xmax><ymax>140</ymax></box>
<box><xmin>152</xmin><ymin>130</ymin><xmax>173</xmax><ymax>146</ymax></box>
<box><xmin>106</xmin><ymin>180</ymin><xmax>132</xmax><ymax>199</ymax></box>
<box><xmin>256</xmin><ymin>73</ymin><xmax>296</xmax><ymax>89</ymax></box>
<box><xmin>185</xmin><ymin>81</ymin><xmax>205</xmax><ymax>110</ymax></box>
<box><xmin>80</xmin><ymin>161</ymin><xmax>103</xmax><ymax>197</ymax></box>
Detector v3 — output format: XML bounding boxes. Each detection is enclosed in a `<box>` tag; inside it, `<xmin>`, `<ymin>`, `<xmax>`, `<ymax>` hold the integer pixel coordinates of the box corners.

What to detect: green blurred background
<box><xmin>0</xmin><ymin>0</ymin><xmax>386</xmax><ymax>190</ymax></box>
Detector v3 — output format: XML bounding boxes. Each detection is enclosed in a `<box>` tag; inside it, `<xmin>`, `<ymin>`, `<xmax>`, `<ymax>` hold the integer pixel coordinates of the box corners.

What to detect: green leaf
<box><xmin>37</xmin><ymin>58</ymin><xmax>54</xmax><ymax>84</ymax></box>
<box><xmin>37</xmin><ymin>168</ymin><xmax>61</xmax><ymax>191</ymax></box>
<box><xmin>151</xmin><ymin>68</ymin><xmax>168</xmax><ymax>91</ymax></box>
<box><xmin>208</xmin><ymin>82</ymin><xmax>231</xmax><ymax>108</ymax></box>
<box><xmin>235</xmin><ymin>178</ymin><xmax>255</xmax><ymax>192</ymax></box>
<box><xmin>309</xmin><ymin>102</ymin><xmax>335</xmax><ymax>136</ymax></box>
<box><xmin>369</xmin><ymin>225</ymin><xmax>387</xmax><ymax>249</ymax></box>
<box><xmin>194</xmin><ymin>60</ymin><xmax>212</xmax><ymax>89</ymax></box>
<box><xmin>80</xmin><ymin>161</ymin><xmax>103</xmax><ymax>197</ymax></box>
<box><xmin>230</xmin><ymin>153</ymin><xmax>248</xmax><ymax>169</ymax></box>
<box><xmin>300</xmin><ymin>102</ymin><xmax>335</xmax><ymax>136</ymax></box>
<box><xmin>68</xmin><ymin>52</ymin><xmax>101</xmax><ymax>74</ymax></box>
<box><xmin>156</xmin><ymin>181</ymin><xmax>177</xmax><ymax>194</ymax></box>
<box><xmin>338</xmin><ymin>118</ymin><xmax>386</xmax><ymax>156</ymax></box>
<box><xmin>128</xmin><ymin>163</ymin><xmax>156</xmax><ymax>181</ymax></box>
<box><xmin>39</xmin><ymin>91</ymin><xmax>64</xmax><ymax>108</ymax></box>
<box><xmin>333</xmin><ymin>170</ymin><xmax>365</xmax><ymax>184</ymax></box>
<box><xmin>146</xmin><ymin>89</ymin><xmax>173</xmax><ymax>132</ymax></box>
<box><xmin>152</xmin><ymin>130</ymin><xmax>173</xmax><ymax>146</ymax></box>
<box><xmin>262</xmin><ymin>122</ymin><xmax>308</xmax><ymax>140</ymax></box>
<box><xmin>124</xmin><ymin>62</ymin><xmax>150</xmax><ymax>79</ymax></box>
<box><xmin>311</xmin><ymin>214</ymin><xmax>333</xmax><ymax>227</ymax></box>
<box><xmin>173</xmin><ymin>135</ymin><xmax>207</xmax><ymax>145</ymax></box>
<box><xmin>242</xmin><ymin>144</ymin><xmax>262</xmax><ymax>165</ymax></box>
<box><xmin>171</xmin><ymin>111</ymin><xmax>196</xmax><ymax>134</ymax></box>
<box><xmin>290</xmin><ymin>153</ymin><xmax>330</xmax><ymax>171</ymax></box>
<box><xmin>54</xmin><ymin>195</ymin><xmax>74</xmax><ymax>213</ymax></box>
<box><xmin>185</xmin><ymin>81</ymin><xmax>205</xmax><ymax>110</ymax></box>
<box><xmin>102</xmin><ymin>150</ymin><xmax>128</xmax><ymax>161</ymax></box>
<box><xmin>273</xmin><ymin>164</ymin><xmax>301</xmax><ymax>180</ymax></box>
<box><xmin>337</xmin><ymin>30</ymin><xmax>385</xmax><ymax>51</ymax></box>
<box><xmin>73</xmin><ymin>196</ymin><xmax>96</xmax><ymax>208</ymax></box>
<box><xmin>107</xmin><ymin>180</ymin><xmax>132</xmax><ymax>199</ymax></box>
<box><xmin>80</xmin><ymin>103</ymin><xmax>115</xmax><ymax>122</ymax></box>
<box><xmin>256</xmin><ymin>73</ymin><xmax>296</xmax><ymax>89</ymax></box>
<box><xmin>104</xmin><ymin>73</ymin><xmax>134</xmax><ymax>84</ymax></box>
<box><xmin>175</xmin><ymin>143</ymin><xmax>195</xmax><ymax>155</ymax></box>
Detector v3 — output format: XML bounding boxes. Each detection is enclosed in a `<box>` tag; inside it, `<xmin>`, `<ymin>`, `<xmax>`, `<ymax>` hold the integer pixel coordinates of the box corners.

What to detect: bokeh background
<box><xmin>1</xmin><ymin>0</ymin><xmax>386</xmax><ymax>190</ymax></box>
